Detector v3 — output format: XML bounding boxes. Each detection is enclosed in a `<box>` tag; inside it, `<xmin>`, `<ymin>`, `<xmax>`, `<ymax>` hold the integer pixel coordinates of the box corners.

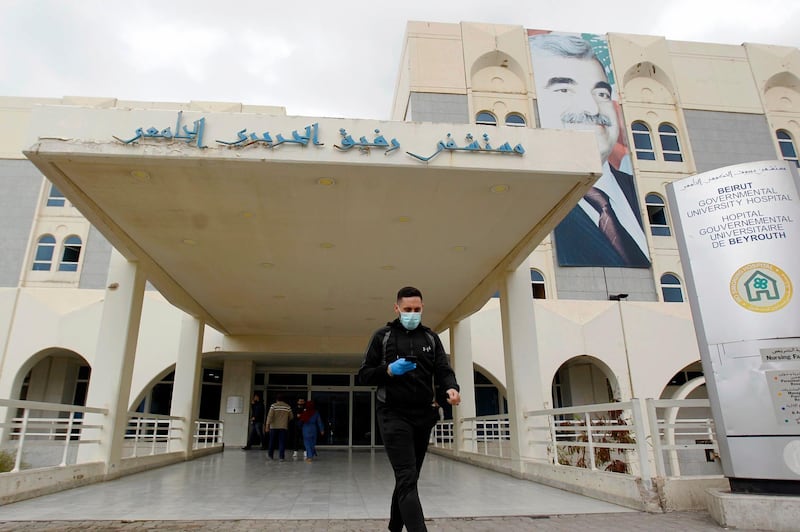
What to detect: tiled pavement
<box><xmin>0</xmin><ymin>512</ymin><xmax>732</xmax><ymax>531</ymax></box>
<box><xmin>0</xmin><ymin>449</ymin><xmax>735</xmax><ymax>530</ymax></box>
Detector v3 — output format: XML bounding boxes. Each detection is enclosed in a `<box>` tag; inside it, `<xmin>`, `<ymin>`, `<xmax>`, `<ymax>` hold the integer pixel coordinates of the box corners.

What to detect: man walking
<box><xmin>265</xmin><ymin>394</ymin><xmax>293</xmax><ymax>460</ymax></box>
<box><xmin>358</xmin><ymin>286</ymin><xmax>461</xmax><ymax>532</ymax></box>
<box><xmin>242</xmin><ymin>392</ymin><xmax>265</xmax><ymax>450</ymax></box>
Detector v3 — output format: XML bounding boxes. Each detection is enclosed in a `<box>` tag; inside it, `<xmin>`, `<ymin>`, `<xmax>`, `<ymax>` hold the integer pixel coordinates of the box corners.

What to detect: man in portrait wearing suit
<box><xmin>530</xmin><ymin>32</ymin><xmax>651</xmax><ymax>268</ymax></box>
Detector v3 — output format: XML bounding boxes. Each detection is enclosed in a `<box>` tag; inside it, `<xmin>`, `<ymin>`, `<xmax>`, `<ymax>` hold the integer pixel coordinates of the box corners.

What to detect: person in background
<box><xmin>358</xmin><ymin>286</ymin><xmax>461</xmax><ymax>532</ymax></box>
<box><xmin>298</xmin><ymin>400</ymin><xmax>325</xmax><ymax>463</ymax></box>
<box><xmin>291</xmin><ymin>397</ymin><xmax>306</xmax><ymax>459</ymax></box>
<box><xmin>265</xmin><ymin>393</ymin><xmax>293</xmax><ymax>461</ymax></box>
<box><xmin>242</xmin><ymin>392</ymin><xmax>265</xmax><ymax>450</ymax></box>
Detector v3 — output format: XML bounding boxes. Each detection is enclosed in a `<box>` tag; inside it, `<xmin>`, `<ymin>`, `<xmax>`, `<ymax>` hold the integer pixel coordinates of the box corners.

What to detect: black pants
<box><xmin>289</xmin><ymin>421</ymin><xmax>304</xmax><ymax>452</ymax></box>
<box><xmin>267</xmin><ymin>428</ymin><xmax>287</xmax><ymax>459</ymax></box>
<box><xmin>377</xmin><ymin>404</ymin><xmax>439</xmax><ymax>532</ymax></box>
<box><xmin>247</xmin><ymin>421</ymin><xmax>265</xmax><ymax>448</ymax></box>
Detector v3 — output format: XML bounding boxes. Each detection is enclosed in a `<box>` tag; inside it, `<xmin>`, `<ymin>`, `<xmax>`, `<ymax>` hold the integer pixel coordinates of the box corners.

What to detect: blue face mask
<box><xmin>399</xmin><ymin>312</ymin><xmax>422</xmax><ymax>330</ymax></box>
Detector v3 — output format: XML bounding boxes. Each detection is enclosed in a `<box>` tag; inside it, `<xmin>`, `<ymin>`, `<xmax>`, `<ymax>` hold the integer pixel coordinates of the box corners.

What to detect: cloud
<box><xmin>118</xmin><ymin>24</ymin><xmax>229</xmax><ymax>83</ymax></box>
<box><xmin>0</xmin><ymin>0</ymin><xmax>797</xmax><ymax>119</ymax></box>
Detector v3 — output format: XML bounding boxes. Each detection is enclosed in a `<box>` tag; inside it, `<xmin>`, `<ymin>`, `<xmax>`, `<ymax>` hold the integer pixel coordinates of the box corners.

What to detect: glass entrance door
<box><xmin>257</xmin><ymin>371</ymin><xmax>380</xmax><ymax>448</ymax></box>
<box><xmin>310</xmin><ymin>390</ymin><xmax>350</xmax><ymax>446</ymax></box>
<box><xmin>352</xmin><ymin>390</ymin><xmax>373</xmax><ymax>446</ymax></box>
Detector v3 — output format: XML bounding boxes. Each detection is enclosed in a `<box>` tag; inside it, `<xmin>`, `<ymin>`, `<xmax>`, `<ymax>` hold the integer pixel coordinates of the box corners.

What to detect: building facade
<box><xmin>1</xmin><ymin>21</ymin><xmax>799</xmax><ymax>452</ymax></box>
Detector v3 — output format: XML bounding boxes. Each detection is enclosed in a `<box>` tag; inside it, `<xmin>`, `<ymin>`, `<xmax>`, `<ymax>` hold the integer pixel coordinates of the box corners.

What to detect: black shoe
<box><xmin>242</xmin><ymin>446</ymin><xmax>251</xmax><ymax>450</ymax></box>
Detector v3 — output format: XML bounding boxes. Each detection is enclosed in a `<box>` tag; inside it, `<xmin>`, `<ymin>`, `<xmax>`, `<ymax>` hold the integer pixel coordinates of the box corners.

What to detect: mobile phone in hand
<box><xmin>404</xmin><ymin>355</ymin><xmax>418</xmax><ymax>363</ymax></box>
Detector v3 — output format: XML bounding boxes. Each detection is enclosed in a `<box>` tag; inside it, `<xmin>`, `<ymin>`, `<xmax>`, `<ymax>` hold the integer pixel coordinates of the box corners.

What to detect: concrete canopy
<box><xmin>24</xmin><ymin>106</ymin><xmax>601</xmax><ymax>355</ymax></box>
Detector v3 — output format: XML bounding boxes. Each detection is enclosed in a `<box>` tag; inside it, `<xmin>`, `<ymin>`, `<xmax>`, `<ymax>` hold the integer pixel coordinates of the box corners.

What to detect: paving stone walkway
<box><xmin>0</xmin><ymin>511</ymin><xmax>745</xmax><ymax>531</ymax></box>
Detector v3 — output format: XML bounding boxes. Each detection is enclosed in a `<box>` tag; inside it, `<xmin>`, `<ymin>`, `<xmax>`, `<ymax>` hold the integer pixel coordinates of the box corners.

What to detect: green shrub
<box><xmin>0</xmin><ymin>449</ymin><xmax>18</xmax><ymax>472</ymax></box>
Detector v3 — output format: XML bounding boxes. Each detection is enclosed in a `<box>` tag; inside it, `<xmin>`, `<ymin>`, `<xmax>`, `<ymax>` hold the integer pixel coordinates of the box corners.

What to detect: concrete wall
<box><xmin>684</xmin><ymin>110</ymin><xmax>778</xmax><ymax>173</ymax></box>
<box><xmin>0</xmin><ymin>288</ymin><xmax>185</xmax><ymax>411</ymax></box>
<box><xmin>554</xmin><ymin>266</ymin><xmax>657</xmax><ymax>302</ymax></box>
<box><xmin>0</xmin><ymin>160</ymin><xmax>40</xmax><ymax>287</ymax></box>
<box><xmin>465</xmin><ymin>299</ymin><xmax>700</xmax><ymax>404</ymax></box>
<box><xmin>79</xmin><ymin>225</ymin><xmax>113</xmax><ymax>289</ymax></box>
<box><xmin>407</xmin><ymin>93</ymin><xmax>469</xmax><ymax>123</ymax></box>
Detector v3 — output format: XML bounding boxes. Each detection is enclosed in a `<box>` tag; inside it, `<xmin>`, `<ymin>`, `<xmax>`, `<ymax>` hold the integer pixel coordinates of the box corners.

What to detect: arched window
<box><xmin>505</xmin><ymin>113</ymin><xmax>526</xmax><ymax>127</ymax></box>
<box><xmin>58</xmin><ymin>235</ymin><xmax>82</xmax><ymax>272</ymax></box>
<box><xmin>631</xmin><ymin>122</ymin><xmax>656</xmax><ymax>160</ymax></box>
<box><xmin>46</xmin><ymin>184</ymin><xmax>66</xmax><ymax>207</ymax></box>
<box><xmin>658</xmin><ymin>123</ymin><xmax>683</xmax><ymax>162</ymax></box>
<box><xmin>645</xmin><ymin>193</ymin><xmax>671</xmax><ymax>236</ymax></box>
<box><xmin>474</xmin><ymin>369</ymin><xmax>505</xmax><ymax>416</ymax></box>
<box><xmin>32</xmin><ymin>234</ymin><xmax>56</xmax><ymax>271</ymax></box>
<box><xmin>475</xmin><ymin>111</ymin><xmax>497</xmax><ymax>126</ymax></box>
<box><xmin>530</xmin><ymin>269</ymin><xmax>546</xmax><ymax>299</ymax></box>
<box><xmin>660</xmin><ymin>273</ymin><xmax>684</xmax><ymax>302</ymax></box>
<box><xmin>777</xmin><ymin>130</ymin><xmax>799</xmax><ymax>167</ymax></box>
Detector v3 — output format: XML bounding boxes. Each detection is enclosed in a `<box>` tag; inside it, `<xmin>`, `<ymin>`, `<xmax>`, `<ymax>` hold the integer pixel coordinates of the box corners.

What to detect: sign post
<box><xmin>667</xmin><ymin>160</ymin><xmax>800</xmax><ymax>493</ymax></box>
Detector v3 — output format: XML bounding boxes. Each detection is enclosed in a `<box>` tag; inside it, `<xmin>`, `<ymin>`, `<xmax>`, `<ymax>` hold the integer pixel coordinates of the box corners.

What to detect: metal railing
<box><xmin>646</xmin><ymin>398</ymin><xmax>720</xmax><ymax>478</ymax></box>
<box><xmin>193</xmin><ymin>419</ymin><xmax>224</xmax><ymax>449</ymax></box>
<box><xmin>431</xmin><ymin>420</ymin><xmax>454</xmax><ymax>449</ymax></box>
<box><xmin>0</xmin><ymin>398</ymin><xmax>108</xmax><ymax>472</ymax></box>
<box><xmin>462</xmin><ymin>414</ymin><xmax>511</xmax><ymax>458</ymax></box>
<box><xmin>123</xmin><ymin>413</ymin><xmax>184</xmax><ymax>458</ymax></box>
<box><xmin>0</xmin><ymin>399</ymin><xmax>225</xmax><ymax>473</ymax></box>
<box><xmin>433</xmin><ymin>399</ymin><xmax>720</xmax><ymax>483</ymax></box>
<box><xmin>525</xmin><ymin>401</ymin><xmax>650</xmax><ymax>479</ymax></box>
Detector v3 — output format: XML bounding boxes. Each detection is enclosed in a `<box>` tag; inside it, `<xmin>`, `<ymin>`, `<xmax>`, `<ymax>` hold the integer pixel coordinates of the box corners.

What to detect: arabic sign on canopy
<box><xmin>112</xmin><ymin>113</ymin><xmax>525</xmax><ymax>164</ymax></box>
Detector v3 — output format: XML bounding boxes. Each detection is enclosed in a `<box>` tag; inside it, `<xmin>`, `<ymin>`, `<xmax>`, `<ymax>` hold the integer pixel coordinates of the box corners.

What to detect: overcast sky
<box><xmin>2</xmin><ymin>0</ymin><xmax>798</xmax><ymax>120</ymax></box>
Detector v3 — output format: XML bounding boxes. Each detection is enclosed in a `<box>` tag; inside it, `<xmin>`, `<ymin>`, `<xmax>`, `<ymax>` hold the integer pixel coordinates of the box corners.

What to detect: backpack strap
<box><xmin>424</xmin><ymin>331</ymin><xmax>436</xmax><ymax>353</ymax></box>
<box><xmin>381</xmin><ymin>328</ymin><xmax>392</xmax><ymax>365</ymax></box>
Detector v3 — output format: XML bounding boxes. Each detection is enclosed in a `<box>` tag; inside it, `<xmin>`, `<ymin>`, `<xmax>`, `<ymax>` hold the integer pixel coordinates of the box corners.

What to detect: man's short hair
<box><xmin>530</xmin><ymin>33</ymin><xmax>596</xmax><ymax>61</ymax></box>
<box><xmin>397</xmin><ymin>286</ymin><xmax>423</xmax><ymax>302</ymax></box>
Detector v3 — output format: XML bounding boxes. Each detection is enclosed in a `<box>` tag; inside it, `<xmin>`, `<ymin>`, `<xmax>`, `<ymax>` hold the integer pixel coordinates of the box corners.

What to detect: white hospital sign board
<box><xmin>670</xmin><ymin>161</ymin><xmax>798</xmax><ymax>343</ymax></box>
<box><xmin>667</xmin><ymin>160</ymin><xmax>800</xmax><ymax>488</ymax></box>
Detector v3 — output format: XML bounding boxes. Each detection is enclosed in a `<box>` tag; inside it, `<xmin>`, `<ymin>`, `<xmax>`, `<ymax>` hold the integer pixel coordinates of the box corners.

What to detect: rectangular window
<box><xmin>46</xmin><ymin>185</ymin><xmax>66</xmax><ymax>207</ymax></box>
<box><xmin>662</xmin><ymin>286</ymin><xmax>684</xmax><ymax>302</ymax></box>
<box><xmin>268</xmin><ymin>373</ymin><xmax>308</xmax><ymax>386</ymax></box>
<box><xmin>311</xmin><ymin>374</ymin><xmax>351</xmax><ymax>387</ymax></box>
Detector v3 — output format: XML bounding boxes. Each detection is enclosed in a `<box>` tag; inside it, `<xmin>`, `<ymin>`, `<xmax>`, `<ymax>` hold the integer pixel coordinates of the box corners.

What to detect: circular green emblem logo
<box><xmin>729</xmin><ymin>262</ymin><xmax>793</xmax><ymax>313</ymax></box>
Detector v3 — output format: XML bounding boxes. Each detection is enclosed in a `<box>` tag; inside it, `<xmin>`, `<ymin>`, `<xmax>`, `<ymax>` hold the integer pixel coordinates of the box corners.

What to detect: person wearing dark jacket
<box><xmin>358</xmin><ymin>286</ymin><xmax>460</xmax><ymax>532</ymax></box>
<box><xmin>242</xmin><ymin>393</ymin><xmax>265</xmax><ymax>450</ymax></box>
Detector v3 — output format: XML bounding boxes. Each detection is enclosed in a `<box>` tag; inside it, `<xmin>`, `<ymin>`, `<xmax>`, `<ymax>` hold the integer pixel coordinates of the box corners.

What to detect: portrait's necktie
<box><xmin>583</xmin><ymin>187</ymin><xmax>639</xmax><ymax>264</ymax></box>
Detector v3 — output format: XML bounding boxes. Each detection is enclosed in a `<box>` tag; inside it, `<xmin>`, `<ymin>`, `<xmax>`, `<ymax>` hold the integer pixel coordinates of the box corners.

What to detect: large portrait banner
<box><xmin>528</xmin><ymin>30</ymin><xmax>650</xmax><ymax>268</ymax></box>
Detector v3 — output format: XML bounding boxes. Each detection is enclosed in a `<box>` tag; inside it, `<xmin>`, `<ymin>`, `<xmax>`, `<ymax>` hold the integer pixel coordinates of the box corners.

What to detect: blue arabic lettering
<box><xmin>334</xmin><ymin>128</ymin><xmax>400</xmax><ymax>155</ymax></box>
<box><xmin>406</xmin><ymin>133</ymin><xmax>525</xmax><ymax>162</ymax></box>
<box><xmin>114</xmin><ymin>111</ymin><xmax>206</xmax><ymax>148</ymax></box>
<box><xmin>217</xmin><ymin>123</ymin><xmax>322</xmax><ymax>149</ymax></box>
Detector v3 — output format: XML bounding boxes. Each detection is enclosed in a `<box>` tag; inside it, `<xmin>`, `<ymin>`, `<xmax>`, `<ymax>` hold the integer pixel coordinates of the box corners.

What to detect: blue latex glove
<box><xmin>388</xmin><ymin>358</ymin><xmax>416</xmax><ymax>376</ymax></box>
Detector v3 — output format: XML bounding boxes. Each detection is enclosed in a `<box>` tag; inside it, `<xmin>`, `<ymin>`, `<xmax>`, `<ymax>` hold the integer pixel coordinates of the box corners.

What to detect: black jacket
<box><xmin>358</xmin><ymin>319</ymin><xmax>459</xmax><ymax>409</ymax></box>
<box><xmin>250</xmin><ymin>400</ymin><xmax>265</xmax><ymax>423</ymax></box>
